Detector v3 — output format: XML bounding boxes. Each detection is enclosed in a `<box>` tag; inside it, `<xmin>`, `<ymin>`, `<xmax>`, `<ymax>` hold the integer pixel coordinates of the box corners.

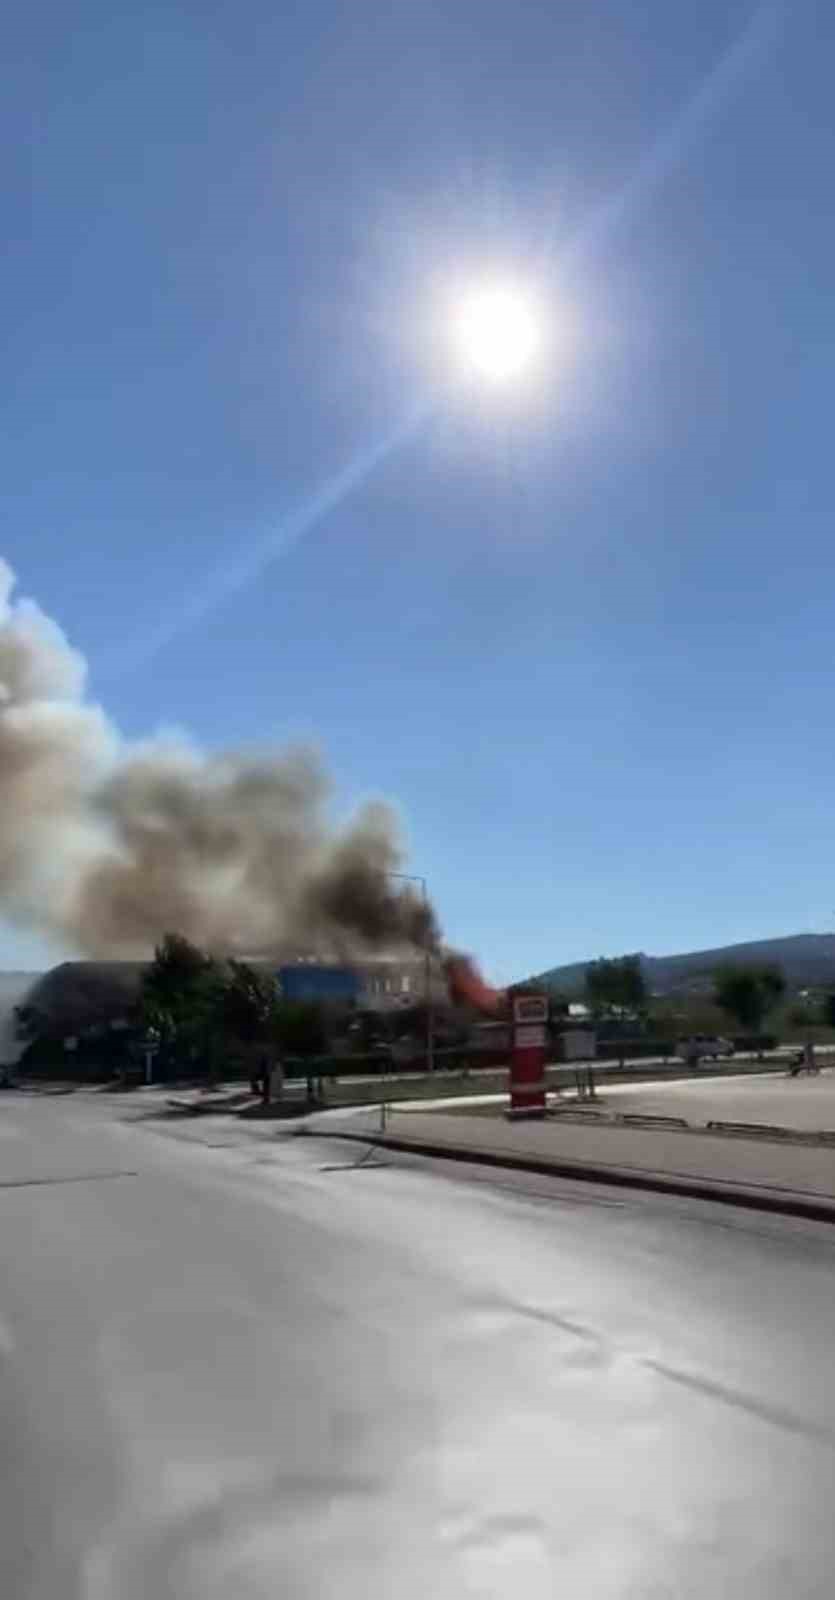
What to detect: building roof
<box><xmin>25</xmin><ymin>962</ymin><xmax>146</xmax><ymax>1030</ymax></box>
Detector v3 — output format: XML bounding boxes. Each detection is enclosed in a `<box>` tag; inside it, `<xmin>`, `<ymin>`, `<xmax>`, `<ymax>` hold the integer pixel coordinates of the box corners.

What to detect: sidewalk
<box><xmin>353</xmin><ymin>1105</ymin><xmax>835</xmax><ymax>1220</ymax></box>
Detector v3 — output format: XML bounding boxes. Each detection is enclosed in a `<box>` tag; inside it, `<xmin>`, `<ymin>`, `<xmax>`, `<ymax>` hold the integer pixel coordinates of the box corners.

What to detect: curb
<box><xmin>318</xmin><ymin>1129</ymin><xmax>835</xmax><ymax>1226</ymax></box>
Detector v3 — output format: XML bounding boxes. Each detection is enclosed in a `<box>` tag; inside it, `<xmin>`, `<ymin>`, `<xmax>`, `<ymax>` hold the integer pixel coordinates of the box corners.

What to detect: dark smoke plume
<box><xmin>0</xmin><ymin>561</ymin><xmax>439</xmax><ymax>960</ymax></box>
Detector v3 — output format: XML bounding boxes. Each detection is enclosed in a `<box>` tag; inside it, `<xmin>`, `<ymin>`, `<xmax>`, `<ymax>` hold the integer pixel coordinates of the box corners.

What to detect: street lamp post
<box><xmin>141</xmin><ymin>1027</ymin><xmax>160</xmax><ymax>1087</ymax></box>
<box><xmin>388</xmin><ymin>872</ymin><xmax>435</xmax><ymax>1074</ymax></box>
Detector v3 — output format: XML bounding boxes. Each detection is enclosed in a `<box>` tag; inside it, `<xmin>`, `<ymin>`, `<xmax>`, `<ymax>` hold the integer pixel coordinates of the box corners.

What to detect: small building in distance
<box><xmin>275</xmin><ymin>954</ymin><xmax>447</xmax><ymax>1012</ymax></box>
<box><xmin>22</xmin><ymin>961</ymin><xmax>145</xmax><ymax>1037</ymax></box>
<box><xmin>277</xmin><ymin>964</ymin><xmax>361</xmax><ymax>1004</ymax></box>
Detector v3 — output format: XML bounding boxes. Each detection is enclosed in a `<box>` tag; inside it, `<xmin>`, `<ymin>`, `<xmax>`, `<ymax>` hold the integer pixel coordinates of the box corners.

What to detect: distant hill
<box><xmin>531</xmin><ymin>934</ymin><xmax>835</xmax><ymax>999</ymax></box>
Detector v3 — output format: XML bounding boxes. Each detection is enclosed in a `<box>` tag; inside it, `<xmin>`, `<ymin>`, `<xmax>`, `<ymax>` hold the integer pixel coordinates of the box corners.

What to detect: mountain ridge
<box><xmin>530</xmin><ymin>933</ymin><xmax>835</xmax><ymax>998</ymax></box>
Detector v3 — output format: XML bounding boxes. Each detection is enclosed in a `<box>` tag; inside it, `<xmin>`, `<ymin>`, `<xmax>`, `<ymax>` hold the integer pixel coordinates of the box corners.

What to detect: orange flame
<box><xmin>444</xmin><ymin>953</ymin><xmax>505</xmax><ymax>1014</ymax></box>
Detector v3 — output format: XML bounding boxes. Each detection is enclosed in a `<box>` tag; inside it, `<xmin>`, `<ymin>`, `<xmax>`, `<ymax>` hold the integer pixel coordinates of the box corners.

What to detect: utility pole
<box><xmin>423</xmin><ymin>876</ymin><xmax>435</xmax><ymax>1074</ymax></box>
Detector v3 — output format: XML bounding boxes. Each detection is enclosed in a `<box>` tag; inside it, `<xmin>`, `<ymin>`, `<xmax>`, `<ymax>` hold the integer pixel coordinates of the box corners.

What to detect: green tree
<box><xmin>822</xmin><ymin>994</ymin><xmax>835</xmax><ymax>1030</ymax></box>
<box><xmin>787</xmin><ymin>995</ymin><xmax>817</xmax><ymax>1031</ymax></box>
<box><xmin>209</xmin><ymin>960</ymin><xmax>287</xmax><ymax>1100</ymax></box>
<box><xmin>216</xmin><ymin>961</ymin><xmax>282</xmax><ymax>1052</ymax></box>
<box><xmin>140</xmin><ymin>933</ymin><xmax>222</xmax><ymax>1073</ymax></box>
<box><xmin>585</xmin><ymin>955</ymin><xmax>647</xmax><ymax>1017</ymax></box>
<box><xmin>142</xmin><ymin>933</ymin><xmax>216</xmax><ymax>1009</ymax></box>
<box><xmin>713</xmin><ymin>965</ymin><xmax>785</xmax><ymax>1033</ymax></box>
<box><xmin>275</xmin><ymin>1000</ymin><xmax>329</xmax><ymax>1106</ymax></box>
<box><xmin>275</xmin><ymin>1000</ymin><xmax>328</xmax><ymax>1059</ymax></box>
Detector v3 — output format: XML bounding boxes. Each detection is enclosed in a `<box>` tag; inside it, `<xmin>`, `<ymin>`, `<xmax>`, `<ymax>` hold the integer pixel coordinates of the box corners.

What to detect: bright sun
<box><xmin>452</xmin><ymin>284</ymin><xmax>542</xmax><ymax>383</ymax></box>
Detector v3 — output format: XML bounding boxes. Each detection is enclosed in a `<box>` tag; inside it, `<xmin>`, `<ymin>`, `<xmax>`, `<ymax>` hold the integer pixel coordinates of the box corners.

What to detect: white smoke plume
<box><xmin>0</xmin><ymin>561</ymin><xmax>438</xmax><ymax>960</ymax></box>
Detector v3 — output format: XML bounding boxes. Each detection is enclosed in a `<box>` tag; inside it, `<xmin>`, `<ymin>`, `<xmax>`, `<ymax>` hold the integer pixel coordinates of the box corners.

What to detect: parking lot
<box><xmin>577</xmin><ymin>1066</ymin><xmax>835</xmax><ymax>1133</ymax></box>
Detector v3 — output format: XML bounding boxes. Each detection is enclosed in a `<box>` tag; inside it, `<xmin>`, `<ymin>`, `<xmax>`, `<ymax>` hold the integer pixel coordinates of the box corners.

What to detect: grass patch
<box><xmin>321</xmin><ymin>1070</ymin><xmax>509</xmax><ymax>1108</ymax></box>
<box><xmin>317</xmin><ymin>1055</ymin><xmax>806</xmax><ymax>1111</ymax></box>
<box><xmin>402</xmin><ymin>1057</ymin><xmax>830</xmax><ymax>1117</ymax></box>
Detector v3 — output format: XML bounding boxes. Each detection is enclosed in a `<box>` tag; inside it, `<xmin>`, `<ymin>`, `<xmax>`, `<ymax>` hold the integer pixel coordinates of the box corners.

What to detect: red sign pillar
<box><xmin>508</xmin><ymin>993</ymin><xmax>549</xmax><ymax>1118</ymax></box>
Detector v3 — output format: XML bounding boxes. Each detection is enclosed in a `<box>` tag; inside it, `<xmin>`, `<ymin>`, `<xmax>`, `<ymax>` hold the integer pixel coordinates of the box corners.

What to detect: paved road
<box><xmin>2</xmin><ymin>1093</ymin><xmax>835</xmax><ymax>1597</ymax></box>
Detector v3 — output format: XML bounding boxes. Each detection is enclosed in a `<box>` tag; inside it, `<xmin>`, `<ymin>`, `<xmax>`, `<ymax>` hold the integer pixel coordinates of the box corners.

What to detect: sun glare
<box><xmin>452</xmin><ymin>285</ymin><xmax>542</xmax><ymax>383</ymax></box>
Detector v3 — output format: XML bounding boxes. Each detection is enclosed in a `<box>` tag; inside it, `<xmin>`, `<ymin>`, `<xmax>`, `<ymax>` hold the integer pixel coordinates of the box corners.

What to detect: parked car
<box><xmin>677</xmin><ymin>1034</ymin><xmax>735</xmax><ymax>1064</ymax></box>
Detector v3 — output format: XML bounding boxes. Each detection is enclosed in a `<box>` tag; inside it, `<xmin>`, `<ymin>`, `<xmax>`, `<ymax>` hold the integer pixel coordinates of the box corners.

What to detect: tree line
<box><xmin>15</xmin><ymin>934</ymin><xmax>330</xmax><ymax>1085</ymax></box>
<box><xmin>139</xmin><ymin>933</ymin><xmax>329</xmax><ymax>1079</ymax></box>
<box><xmin>581</xmin><ymin>952</ymin><xmax>832</xmax><ymax>1034</ymax></box>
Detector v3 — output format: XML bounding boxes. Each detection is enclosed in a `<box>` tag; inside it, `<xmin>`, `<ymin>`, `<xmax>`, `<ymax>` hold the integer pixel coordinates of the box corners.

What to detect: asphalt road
<box><xmin>2</xmin><ymin>1093</ymin><xmax>835</xmax><ymax>1597</ymax></box>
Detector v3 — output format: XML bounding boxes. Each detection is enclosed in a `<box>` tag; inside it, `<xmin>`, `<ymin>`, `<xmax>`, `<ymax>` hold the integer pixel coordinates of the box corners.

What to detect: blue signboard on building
<box><xmin>278</xmin><ymin>965</ymin><xmax>360</xmax><ymax>1003</ymax></box>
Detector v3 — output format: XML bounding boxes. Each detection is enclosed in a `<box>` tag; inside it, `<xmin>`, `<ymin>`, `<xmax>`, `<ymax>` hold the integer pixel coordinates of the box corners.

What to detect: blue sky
<box><xmin>4</xmin><ymin>0</ymin><xmax>835</xmax><ymax>982</ymax></box>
